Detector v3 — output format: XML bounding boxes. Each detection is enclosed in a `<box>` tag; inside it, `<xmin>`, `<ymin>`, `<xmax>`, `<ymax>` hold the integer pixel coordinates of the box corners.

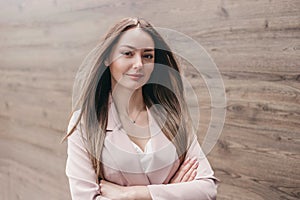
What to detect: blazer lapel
<box><xmin>103</xmin><ymin>98</ymin><xmax>178</xmax><ymax>185</ymax></box>
<box><xmin>146</xmin><ymin>107</ymin><xmax>179</xmax><ymax>183</ymax></box>
<box><xmin>104</xmin><ymin>100</ymin><xmax>150</xmax><ymax>185</ymax></box>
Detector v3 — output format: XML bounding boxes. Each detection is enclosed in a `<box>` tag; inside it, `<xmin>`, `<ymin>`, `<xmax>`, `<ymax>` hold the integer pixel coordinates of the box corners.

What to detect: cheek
<box><xmin>110</xmin><ymin>61</ymin><xmax>127</xmax><ymax>78</ymax></box>
<box><xmin>145</xmin><ymin>64</ymin><xmax>154</xmax><ymax>76</ymax></box>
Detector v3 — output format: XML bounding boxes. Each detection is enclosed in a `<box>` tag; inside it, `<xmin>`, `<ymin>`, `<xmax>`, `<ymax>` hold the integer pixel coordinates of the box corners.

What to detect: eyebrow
<box><xmin>119</xmin><ymin>45</ymin><xmax>154</xmax><ymax>52</ymax></box>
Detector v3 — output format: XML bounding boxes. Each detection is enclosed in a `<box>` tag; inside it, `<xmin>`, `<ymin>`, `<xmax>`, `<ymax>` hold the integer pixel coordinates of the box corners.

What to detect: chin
<box><xmin>112</xmin><ymin>77</ymin><xmax>148</xmax><ymax>91</ymax></box>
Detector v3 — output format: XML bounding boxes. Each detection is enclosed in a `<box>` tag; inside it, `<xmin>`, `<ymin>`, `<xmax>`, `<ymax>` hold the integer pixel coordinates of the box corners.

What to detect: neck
<box><xmin>111</xmin><ymin>85</ymin><xmax>145</xmax><ymax>116</ymax></box>
<box><xmin>111</xmin><ymin>84</ymin><xmax>150</xmax><ymax>138</ymax></box>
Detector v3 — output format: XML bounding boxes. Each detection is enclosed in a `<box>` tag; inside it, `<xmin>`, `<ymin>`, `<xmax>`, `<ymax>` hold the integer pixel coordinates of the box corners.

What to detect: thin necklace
<box><xmin>129</xmin><ymin>108</ymin><xmax>143</xmax><ymax>124</ymax></box>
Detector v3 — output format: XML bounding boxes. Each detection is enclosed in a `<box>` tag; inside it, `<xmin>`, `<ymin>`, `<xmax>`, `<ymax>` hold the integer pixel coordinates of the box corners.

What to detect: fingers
<box><xmin>170</xmin><ymin>157</ymin><xmax>199</xmax><ymax>183</ymax></box>
<box><xmin>172</xmin><ymin>158</ymin><xmax>192</xmax><ymax>182</ymax></box>
<box><xmin>179</xmin><ymin>157</ymin><xmax>198</xmax><ymax>181</ymax></box>
<box><xmin>170</xmin><ymin>158</ymin><xmax>190</xmax><ymax>183</ymax></box>
<box><xmin>181</xmin><ymin>159</ymin><xmax>199</xmax><ymax>182</ymax></box>
<box><xmin>182</xmin><ymin>157</ymin><xmax>191</xmax><ymax>165</ymax></box>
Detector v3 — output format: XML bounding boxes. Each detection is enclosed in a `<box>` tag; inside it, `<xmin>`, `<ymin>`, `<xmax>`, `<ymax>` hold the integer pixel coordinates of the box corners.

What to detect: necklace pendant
<box><xmin>129</xmin><ymin>108</ymin><xmax>144</xmax><ymax>124</ymax></box>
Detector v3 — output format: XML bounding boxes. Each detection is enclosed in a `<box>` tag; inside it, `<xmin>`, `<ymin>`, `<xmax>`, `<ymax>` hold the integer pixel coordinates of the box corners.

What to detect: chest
<box><xmin>102</xmin><ymin>130</ymin><xmax>179</xmax><ymax>185</ymax></box>
<box><xmin>127</xmin><ymin>135</ymin><xmax>150</xmax><ymax>152</ymax></box>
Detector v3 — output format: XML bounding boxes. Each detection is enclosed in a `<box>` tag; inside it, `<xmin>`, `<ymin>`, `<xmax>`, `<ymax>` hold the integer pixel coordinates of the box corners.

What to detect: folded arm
<box><xmin>66</xmin><ymin>129</ymin><xmax>107</xmax><ymax>200</ymax></box>
<box><xmin>99</xmin><ymin>156</ymin><xmax>217</xmax><ymax>200</ymax></box>
<box><xmin>100</xmin><ymin>136</ymin><xmax>218</xmax><ymax>200</ymax></box>
<box><xmin>145</xmin><ymin>136</ymin><xmax>218</xmax><ymax>200</ymax></box>
<box><xmin>66</xmin><ymin>112</ymin><xmax>218</xmax><ymax>200</ymax></box>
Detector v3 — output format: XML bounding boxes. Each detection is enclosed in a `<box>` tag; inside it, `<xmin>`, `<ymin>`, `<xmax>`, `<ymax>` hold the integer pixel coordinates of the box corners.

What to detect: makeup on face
<box><xmin>109</xmin><ymin>28</ymin><xmax>155</xmax><ymax>90</ymax></box>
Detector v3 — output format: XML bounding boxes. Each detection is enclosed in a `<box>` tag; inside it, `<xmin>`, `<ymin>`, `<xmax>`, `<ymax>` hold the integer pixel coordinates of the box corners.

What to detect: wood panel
<box><xmin>0</xmin><ymin>0</ymin><xmax>299</xmax><ymax>199</ymax></box>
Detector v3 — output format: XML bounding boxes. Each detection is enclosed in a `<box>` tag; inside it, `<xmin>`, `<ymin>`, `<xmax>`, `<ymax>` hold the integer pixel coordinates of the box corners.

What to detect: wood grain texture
<box><xmin>0</xmin><ymin>0</ymin><xmax>299</xmax><ymax>199</ymax></box>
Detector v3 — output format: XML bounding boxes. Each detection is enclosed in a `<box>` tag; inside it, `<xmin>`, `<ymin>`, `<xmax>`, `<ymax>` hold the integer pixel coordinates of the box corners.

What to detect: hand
<box><xmin>99</xmin><ymin>180</ymin><xmax>151</xmax><ymax>200</ymax></box>
<box><xmin>170</xmin><ymin>157</ymin><xmax>199</xmax><ymax>183</ymax></box>
<box><xmin>100</xmin><ymin>180</ymin><xmax>131</xmax><ymax>200</ymax></box>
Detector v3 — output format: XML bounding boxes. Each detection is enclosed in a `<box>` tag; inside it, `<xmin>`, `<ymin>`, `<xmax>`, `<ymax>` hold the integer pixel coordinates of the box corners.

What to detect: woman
<box><xmin>65</xmin><ymin>17</ymin><xmax>218</xmax><ymax>200</ymax></box>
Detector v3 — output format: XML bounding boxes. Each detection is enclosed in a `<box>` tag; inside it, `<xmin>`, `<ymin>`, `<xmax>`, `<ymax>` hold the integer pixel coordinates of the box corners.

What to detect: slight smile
<box><xmin>126</xmin><ymin>73</ymin><xmax>144</xmax><ymax>81</ymax></box>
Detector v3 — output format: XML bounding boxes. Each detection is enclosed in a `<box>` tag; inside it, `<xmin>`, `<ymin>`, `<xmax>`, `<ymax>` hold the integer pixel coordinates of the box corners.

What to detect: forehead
<box><xmin>116</xmin><ymin>28</ymin><xmax>154</xmax><ymax>49</ymax></box>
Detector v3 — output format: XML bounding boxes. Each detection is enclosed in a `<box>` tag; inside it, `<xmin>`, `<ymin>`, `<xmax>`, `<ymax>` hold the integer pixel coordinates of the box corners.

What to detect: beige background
<box><xmin>0</xmin><ymin>0</ymin><xmax>299</xmax><ymax>199</ymax></box>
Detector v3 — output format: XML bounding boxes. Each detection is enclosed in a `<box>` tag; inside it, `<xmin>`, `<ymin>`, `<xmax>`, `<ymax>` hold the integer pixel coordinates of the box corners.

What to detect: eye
<box><xmin>121</xmin><ymin>51</ymin><xmax>134</xmax><ymax>57</ymax></box>
<box><xmin>143</xmin><ymin>54</ymin><xmax>154</xmax><ymax>59</ymax></box>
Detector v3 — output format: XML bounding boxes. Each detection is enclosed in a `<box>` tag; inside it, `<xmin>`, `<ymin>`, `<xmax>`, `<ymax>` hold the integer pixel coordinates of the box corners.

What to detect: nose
<box><xmin>132</xmin><ymin>54</ymin><xmax>143</xmax><ymax>70</ymax></box>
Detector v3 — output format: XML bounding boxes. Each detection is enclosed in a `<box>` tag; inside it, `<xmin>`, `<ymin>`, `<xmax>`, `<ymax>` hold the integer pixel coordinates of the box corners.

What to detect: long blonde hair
<box><xmin>64</xmin><ymin>17</ymin><xmax>193</xmax><ymax>183</ymax></box>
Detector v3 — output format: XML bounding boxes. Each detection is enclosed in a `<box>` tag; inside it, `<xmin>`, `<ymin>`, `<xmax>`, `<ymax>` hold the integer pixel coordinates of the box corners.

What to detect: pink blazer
<box><xmin>66</xmin><ymin>101</ymin><xmax>218</xmax><ymax>200</ymax></box>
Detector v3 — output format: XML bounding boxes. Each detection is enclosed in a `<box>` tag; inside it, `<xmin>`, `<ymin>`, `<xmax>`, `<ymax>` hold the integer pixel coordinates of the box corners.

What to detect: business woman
<box><xmin>65</xmin><ymin>17</ymin><xmax>218</xmax><ymax>200</ymax></box>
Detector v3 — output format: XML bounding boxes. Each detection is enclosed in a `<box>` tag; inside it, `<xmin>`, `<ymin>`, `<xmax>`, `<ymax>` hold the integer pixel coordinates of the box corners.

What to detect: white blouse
<box><xmin>131</xmin><ymin>140</ymin><xmax>153</xmax><ymax>173</ymax></box>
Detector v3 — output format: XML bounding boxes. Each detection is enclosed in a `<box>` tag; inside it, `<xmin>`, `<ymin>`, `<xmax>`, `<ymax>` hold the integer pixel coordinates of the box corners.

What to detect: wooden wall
<box><xmin>0</xmin><ymin>0</ymin><xmax>299</xmax><ymax>199</ymax></box>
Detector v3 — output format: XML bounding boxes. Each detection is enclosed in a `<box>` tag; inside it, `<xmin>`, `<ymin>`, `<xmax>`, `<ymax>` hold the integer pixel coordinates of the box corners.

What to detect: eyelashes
<box><xmin>143</xmin><ymin>54</ymin><xmax>154</xmax><ymax>59</ymax></box>
<box><xmin>121</xmin><ymin>51</ymin><xmax>133</xmax><ymax>56</ymax></box>
<box><xmin>121</xmin><ymin>51</ymin><xmax>154</xmax><ymax>60</ymax></box>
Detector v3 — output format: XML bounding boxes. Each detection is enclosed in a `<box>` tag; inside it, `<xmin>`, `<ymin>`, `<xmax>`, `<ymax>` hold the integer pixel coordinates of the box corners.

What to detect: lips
<box><xmin>126</xmin><ymin>73</ymin><xmax>144</xmax><ymax>80</ymax></box>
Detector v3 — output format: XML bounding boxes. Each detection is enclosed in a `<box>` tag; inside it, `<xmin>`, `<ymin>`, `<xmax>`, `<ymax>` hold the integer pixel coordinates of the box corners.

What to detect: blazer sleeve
<box><xmin>65</xmin><ymin>112</ymin><xmax>110</xmax><ymax>200</ymax></box>
<box><xmin>147</xmin><ymin>136</ymin><xmax>218</xmax><ymax>200</ymax></box>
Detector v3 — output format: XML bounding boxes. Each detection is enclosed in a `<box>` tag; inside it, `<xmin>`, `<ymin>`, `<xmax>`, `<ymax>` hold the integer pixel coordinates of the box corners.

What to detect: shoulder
<box><xmin>67</xmin><ymin>109</ymin><xmax>81</xmax><ymax>130</ymax></box>
<box><xmin>67</xmin><ymin>109</ymin><xmax>87</xmax><ymax>141</ymax></box>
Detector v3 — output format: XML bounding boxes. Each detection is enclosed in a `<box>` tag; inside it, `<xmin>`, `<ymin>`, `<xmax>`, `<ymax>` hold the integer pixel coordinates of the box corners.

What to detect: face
<box><xmin>107</xmin><ymin>27</ymin><xmax>155</xmax><ymax>90</ymax></box>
